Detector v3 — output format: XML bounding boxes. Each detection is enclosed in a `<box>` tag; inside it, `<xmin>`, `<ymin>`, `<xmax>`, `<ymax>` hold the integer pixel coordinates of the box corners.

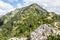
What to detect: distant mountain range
<box><xmin>0</xmin><ymin>3</ymin><xmax>60</xmax><ymax>40</ymax></box>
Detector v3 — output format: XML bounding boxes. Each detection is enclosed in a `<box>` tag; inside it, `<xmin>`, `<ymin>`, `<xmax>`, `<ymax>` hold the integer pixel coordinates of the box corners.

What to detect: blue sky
<box><xmin>2</xmin><ymin>0</ymin><xmax>24</xmax><ymax>8</ymax></box>
<box><xmin>0</xmin><ymin>0</ymin><xmax>60</xmax><ymax>16</ymax></box>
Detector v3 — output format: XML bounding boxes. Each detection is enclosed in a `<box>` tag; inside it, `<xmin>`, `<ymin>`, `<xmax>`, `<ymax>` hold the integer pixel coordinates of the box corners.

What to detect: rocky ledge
<box><xmin>29</xmin><ymin>24</ymin><xmax>60</xmax><ymax>40</ymax></box>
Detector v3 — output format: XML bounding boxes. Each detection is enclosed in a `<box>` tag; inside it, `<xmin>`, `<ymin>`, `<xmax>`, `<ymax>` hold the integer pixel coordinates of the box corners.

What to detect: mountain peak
<box><xmin>29</xmin><ymin>3</ymin><xmax>41</xmax><ymax>8</ymax></box>
<box><xmin>29</xmin><ymin>3</ymin><xmax>47</xmax><ymax>12</ymax></box>
<box><xmin>30</xmin><ymin>3</ymin><xmax>39</xmax><ymax>6</ymax></box>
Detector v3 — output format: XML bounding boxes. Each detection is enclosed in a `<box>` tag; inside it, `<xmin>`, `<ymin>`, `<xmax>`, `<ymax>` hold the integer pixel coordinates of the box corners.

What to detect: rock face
<box><xmin>30</xmin><ymin>24</ymin><xmax>56</xmax><ymax>40</ymax></box>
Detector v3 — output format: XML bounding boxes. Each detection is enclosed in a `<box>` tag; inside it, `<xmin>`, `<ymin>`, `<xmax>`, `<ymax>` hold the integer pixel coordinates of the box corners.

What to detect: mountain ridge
<box><xmin>0</xmin><ymin>3</ymin><xmax>60</xmax><ymax>40</ymax></box>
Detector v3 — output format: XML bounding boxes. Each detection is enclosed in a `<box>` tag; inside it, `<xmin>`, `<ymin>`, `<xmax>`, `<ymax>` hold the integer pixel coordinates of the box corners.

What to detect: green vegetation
<box><xmin>0</xmin><ymin>4</ymin><xmax>60</xmax><ymax>40</ymax></box>
<box><xmin>56</xmin><ymin>15</ymin><xmax>60</xmax><ymax>20</ymax></box>
<box><xmin>47</xmin><ymin>35</ymin><xmax>60</xmax><ymax>40</ymax></box>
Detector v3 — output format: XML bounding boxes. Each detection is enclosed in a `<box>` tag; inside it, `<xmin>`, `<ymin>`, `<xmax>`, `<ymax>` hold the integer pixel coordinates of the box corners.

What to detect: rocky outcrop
<box><xmin>30</xmin><ymin>24</ymin><xmax>57</xmax><ymax>40</ymax></box>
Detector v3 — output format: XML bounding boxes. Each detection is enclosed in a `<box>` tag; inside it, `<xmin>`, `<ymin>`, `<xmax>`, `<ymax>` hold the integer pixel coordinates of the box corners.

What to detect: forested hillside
<box><xmin>0</xmin><ymin>4</ymin><xmax>60</xmax><ymax>40</ymax></box>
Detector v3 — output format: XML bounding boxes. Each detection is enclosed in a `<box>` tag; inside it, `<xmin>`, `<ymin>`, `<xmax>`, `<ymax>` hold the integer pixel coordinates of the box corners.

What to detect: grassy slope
<box><xmin>0</xmin><ymin>4</ymin><xmax>59</xmax><ymax>40</ymax></box>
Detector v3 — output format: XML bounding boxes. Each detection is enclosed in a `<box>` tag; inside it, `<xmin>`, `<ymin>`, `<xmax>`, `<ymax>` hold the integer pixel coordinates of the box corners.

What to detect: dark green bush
<box><xmin>47</xmin><ymin>35</ymin><xmax>60</xmax><ymax>40</ymax></box>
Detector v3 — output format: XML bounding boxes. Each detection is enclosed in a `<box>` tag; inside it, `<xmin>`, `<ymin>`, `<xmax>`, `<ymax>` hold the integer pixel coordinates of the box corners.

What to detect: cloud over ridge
<box><xmin>0</xmin><ymin>0</ymin><xmax>60</xmax><ymax>16</ymax></box>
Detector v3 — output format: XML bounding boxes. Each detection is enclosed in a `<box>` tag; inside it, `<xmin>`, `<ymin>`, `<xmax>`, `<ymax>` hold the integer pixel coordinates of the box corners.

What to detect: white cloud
<box><xmin>0</xmin><ymin>0</ymin><xmax>15</xmax><ymax>16</ymax></box>
<box><xmin>0</xmin><ymin>9</ymin><xmax>7</xmax><ymax>16</ymax></box>
<box><xmin>43</xmin><ymin>0</ymin><xmax>60</xmax><ymax>14</ymax></box>
<box><xmin>23</xmin><ymin>0</ymin><xmax>48</xmax><ymax>6</ymax></box>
